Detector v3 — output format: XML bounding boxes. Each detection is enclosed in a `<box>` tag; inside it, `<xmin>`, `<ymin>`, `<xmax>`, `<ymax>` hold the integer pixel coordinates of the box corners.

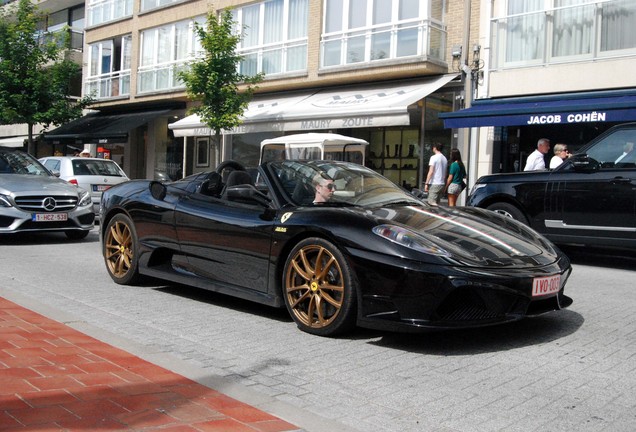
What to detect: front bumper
<box><xmin>0</xmin><ymin>205</ymin><xmax>95</xmax><ymax>234</ymax></box>
<box><xmin>347</xmin><ymin>247</ymin><xmax>572</xmax><ymax>332</ymax></box>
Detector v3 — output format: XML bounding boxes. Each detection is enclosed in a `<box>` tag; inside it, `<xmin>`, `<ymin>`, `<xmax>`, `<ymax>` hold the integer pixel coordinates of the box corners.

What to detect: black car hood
<box><xmin>366</xmin><ymin>203</ymin><xmax>558</xmax><ymax>268</ymax></box>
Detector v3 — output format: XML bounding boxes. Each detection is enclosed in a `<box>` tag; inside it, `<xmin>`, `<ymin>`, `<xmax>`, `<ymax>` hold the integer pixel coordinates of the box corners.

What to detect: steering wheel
<box><xmin>215</xmin><ymin>160</ymin><xmax>246</xmax><ymax>174</ymax></box>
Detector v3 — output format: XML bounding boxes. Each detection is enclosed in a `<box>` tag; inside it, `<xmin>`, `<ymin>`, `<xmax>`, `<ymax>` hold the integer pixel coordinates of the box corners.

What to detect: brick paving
<box><xmin>0</xmin><ymin>297</ymin><xmax>300</xmax><ymax>431</ymax></box>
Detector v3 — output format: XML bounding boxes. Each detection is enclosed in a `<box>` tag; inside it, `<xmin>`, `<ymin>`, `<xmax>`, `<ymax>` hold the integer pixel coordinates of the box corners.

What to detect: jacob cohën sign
<box><xmin>527</xmin><ymin>111</ymin><xmax>607</xmax><ymax>125</ymax></box>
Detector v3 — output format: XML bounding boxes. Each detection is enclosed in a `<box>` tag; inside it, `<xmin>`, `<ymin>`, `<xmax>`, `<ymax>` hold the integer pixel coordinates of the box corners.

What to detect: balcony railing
<box><xmin>137</xmin><ymin>61</ymin><xmax>187</xmax><ymax>94</ymax></box>
<box><xmin>84</xmin><ymin>71</ymin><xmax>131</xmax><ymax>99</ymax></box>
<box><xmin>238</xmin><ymin>39</ymin><xmax>308</xmax><ymax>76</ymax></box>
<box><xmin>320</xmin><ymin>19</ymin><xmax>446</xmax><ymax>68</ymax></box>
<box><xmin>491</xmin><ymin>0</ymin><xmax>636</xmax><ymax>70</ymax></box>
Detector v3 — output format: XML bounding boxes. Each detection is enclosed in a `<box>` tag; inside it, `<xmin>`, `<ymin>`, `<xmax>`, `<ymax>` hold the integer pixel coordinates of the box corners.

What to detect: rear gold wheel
<box><xmin>104</xmin><ymin>214</ymin><xmax>140</xmax><ymax>284</ymax></box>
<box><xmin>284</xmin><ymin>238</ymin><xmax>356</xmax><ymax>336</ymax></box>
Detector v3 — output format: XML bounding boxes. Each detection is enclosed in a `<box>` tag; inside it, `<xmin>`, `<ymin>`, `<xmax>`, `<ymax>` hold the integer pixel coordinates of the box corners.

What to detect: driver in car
<box><xmin>313</xmin><ymin>173</ymin><xmax>335</xmax><ymax>204</ymax></box>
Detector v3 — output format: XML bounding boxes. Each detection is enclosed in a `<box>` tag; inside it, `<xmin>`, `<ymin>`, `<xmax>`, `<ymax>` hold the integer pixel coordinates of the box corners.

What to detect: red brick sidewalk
<box><xmin>0</xmin><ymin>297</ymin><xmax>300</xmax><ymax>431</ymax></box>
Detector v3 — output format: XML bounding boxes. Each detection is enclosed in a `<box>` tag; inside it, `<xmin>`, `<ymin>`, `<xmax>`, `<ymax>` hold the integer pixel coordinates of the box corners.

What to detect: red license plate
<box><xmin>532</xmin><ymin>274</ymin><xmax>561</xmax><ymax>297</ymax></box>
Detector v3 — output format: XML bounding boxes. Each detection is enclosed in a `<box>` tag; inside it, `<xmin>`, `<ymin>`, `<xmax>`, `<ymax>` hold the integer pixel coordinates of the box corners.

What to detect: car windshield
<box><xmin>268</xmin><ymin>160</ymin><xmax>421</xmax><ymax>207</ymax></box>
<box><xmin>0</xmin><ymin>151</ymin><xmax>50</xmax><ymax>176</ymax></box>
<box><xmin>73</xmin><ymin>159</ymin><xmax>125</xmax><ymax>177</ymax></box>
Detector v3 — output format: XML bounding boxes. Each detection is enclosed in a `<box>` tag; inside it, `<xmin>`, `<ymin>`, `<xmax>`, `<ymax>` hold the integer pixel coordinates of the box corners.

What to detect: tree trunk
<box><xmin>27</xmin><ymin>123</ymin><xmax>36</xmax><ymax>156</ymax></box>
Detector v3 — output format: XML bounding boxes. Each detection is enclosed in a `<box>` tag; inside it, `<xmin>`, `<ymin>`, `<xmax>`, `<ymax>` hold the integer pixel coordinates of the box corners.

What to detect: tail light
<box><xmin>68</xmin><ymin>178</ymin><xmax>79</xmax><ymax>185</ymax></box>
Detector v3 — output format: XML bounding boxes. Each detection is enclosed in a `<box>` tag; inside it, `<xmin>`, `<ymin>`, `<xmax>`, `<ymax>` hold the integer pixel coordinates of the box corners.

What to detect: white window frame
<box><xmin>320</xmin><ymin>0</ymin><xmax>445</xmax><ymax>69</ymax></box>
<box><xmin>85</xmin><ymin>36</ymin><xmax>132</xmax><ymax>99</ymax></box>
<box><xmin>491</xmin><ymin>0</ymin><xmax>636</xmax><ymax>70</ymax></box>
<box><xmin>233</xmin><ymin>0</ymin><xmax>309</xmax><ymax>76</ymax></box>
<box><xmin>137</xmin><ymin>18</ymin><xmax>204</xmax><ymax>94</ymax></box>
<box><xmin>86</xmin><ymin>0</ymin><xmax>133</xmax><ymax>27</ymax></box>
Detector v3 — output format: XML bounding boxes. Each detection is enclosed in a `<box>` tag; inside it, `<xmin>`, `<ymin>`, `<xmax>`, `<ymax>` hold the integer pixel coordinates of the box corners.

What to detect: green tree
<box><xmin>179</xmin><ymin>9</ymin><xmax>264</xmax><ymax>148</ymax></box>
<box><xmin>0</xmin><ymin>0</ymin><xmax>93</xmax><ymax>155</ymax></box>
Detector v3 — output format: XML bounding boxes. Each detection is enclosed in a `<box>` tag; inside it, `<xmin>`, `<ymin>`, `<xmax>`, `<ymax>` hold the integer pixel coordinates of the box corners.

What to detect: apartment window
<box><xmin>138</xmin><ymin>18</ymin><xmax>203</xmax><ymax>94</ymax></box>
<box><xmin>233</xmin><ymin>0</ymin><xmax>309</xmax><ymax>76</ymax></box>
<box><xmin>141</xmin><ymin>0</ymin><xmax>188</xmax><ymax>12</ymax></box>
<box><xmin>321</xmin><ymin>0</ymin><xmax>446</xmax><ymax>68</ymax></box>
<box><xmin>492</xmin><ymin>0</ymin><xmax>636</xmax><ymax>69</ymax></box>
<box><xmin>85</xmin><ymin>36</ymin><xmax>132</xmax><ymax>99</ymax></box>
<box><xmin>41</xmin><ymin>7</ymin><xmax>85</xmax><ymax>51</ymax></box>
<box><xmin>87</xmin><ymin>0</ymin><xmax>133</xmax><ymax>27</ymax></box>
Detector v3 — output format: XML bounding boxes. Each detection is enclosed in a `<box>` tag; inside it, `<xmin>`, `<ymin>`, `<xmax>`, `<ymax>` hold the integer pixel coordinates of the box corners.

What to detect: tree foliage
<box><xmin>0</xmin><ymin>0</ymin><xmax>93</xmax><ymax>154</ymax></box>
<box><xmin>178</xmin><ymin>9</ymin><xmax>264</xmax><ymax>139</ymax></box>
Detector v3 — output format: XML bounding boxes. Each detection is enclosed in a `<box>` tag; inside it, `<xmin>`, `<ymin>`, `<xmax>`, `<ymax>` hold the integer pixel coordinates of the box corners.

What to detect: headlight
<box><xmin>469</xmin><ymin>183</ymin><xmax>486</xmax><ymax>196</ymax></box>
<box><xmin>0</xmin><ymin>194</ymin><xmax>13</xmax><ymax>207</ymax></box>
<box><xmin>78</xmin><ymin>190</ymin><xmax>92</xmax><ymax>207</ymax></box>
<box><xmin>372</xmin><ymin>224</ymin><xmax>451</xmax><ymax>257</ymax></box>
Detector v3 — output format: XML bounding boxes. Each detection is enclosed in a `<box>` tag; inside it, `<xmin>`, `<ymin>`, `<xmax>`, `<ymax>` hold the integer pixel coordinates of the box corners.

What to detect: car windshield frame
<box><xmin>0</xmin><ymin>150</ymin><xmax>51</xmax><ymax>177</ymax></box>
<box><xmin>265</xmin><ymin>160</ymin><xmax>422</xmax><ymax>207</ymax></box>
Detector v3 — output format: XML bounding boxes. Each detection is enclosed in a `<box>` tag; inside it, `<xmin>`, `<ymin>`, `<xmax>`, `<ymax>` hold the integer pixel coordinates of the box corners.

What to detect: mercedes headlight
<box><xmin>372</xmin><ymin>225</ymin><xmax>451</xmax><ymax>257</ymax></box>
<box><xmin>0</xmin><ymin>194</ymin><xmax>13</xmax><ymax>208</ymax></box>
<box><xmin>78</xmin><ymin>190</ymin><xmax>92</xmax><ymax>207</ymax></box>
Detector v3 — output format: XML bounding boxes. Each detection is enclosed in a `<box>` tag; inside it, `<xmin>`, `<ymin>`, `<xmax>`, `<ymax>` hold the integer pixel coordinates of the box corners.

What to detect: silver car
<box><xmin>39</xmin><ymin>156</ymin><xmax>129</xmax><ymax>217</ymax></box>
<box><xmin>0</xmin><ymin>148</ymin><xmax>94</xmax><ymax>239</ymax></box>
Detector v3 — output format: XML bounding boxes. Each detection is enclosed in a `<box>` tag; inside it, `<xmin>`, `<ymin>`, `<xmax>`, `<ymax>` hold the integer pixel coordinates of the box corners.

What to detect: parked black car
<box><xmin>468</xmin><ymin>123</ymin><xmax>636</xmax><ymax>251</ymax></box>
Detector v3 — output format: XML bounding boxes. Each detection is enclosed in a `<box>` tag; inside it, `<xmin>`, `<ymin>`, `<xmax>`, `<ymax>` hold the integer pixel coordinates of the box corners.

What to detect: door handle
<box><xmin>610</xmin><ymin>177</ymin><xmax>632</xmax><ymax>184</ymax></box>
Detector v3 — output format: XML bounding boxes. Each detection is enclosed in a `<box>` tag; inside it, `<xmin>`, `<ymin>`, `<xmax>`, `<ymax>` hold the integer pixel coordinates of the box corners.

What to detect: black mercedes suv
<box><xmin>468</xmin><ymin>123</ymin><xmax>636</xmax><ymax>250</ymax></box>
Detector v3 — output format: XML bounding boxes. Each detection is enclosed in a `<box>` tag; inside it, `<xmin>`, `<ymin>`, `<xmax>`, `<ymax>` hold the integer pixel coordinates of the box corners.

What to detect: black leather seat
<box><xmin>200</xmin><ymin>172</ymin><xmax>223</xmax><ymax>197</ymax></box>
<box><xmin>221</xmin><ymin>170</ymin><xmax>254</xmax><ymax>200</ymax></box>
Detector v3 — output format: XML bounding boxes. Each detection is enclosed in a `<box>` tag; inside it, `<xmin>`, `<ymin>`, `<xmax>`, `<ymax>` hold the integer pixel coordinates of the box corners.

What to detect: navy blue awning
<box><xmin>439</xmin><ymin>88</ymin><xmax>636</xmax><ymax>128</ymax></box>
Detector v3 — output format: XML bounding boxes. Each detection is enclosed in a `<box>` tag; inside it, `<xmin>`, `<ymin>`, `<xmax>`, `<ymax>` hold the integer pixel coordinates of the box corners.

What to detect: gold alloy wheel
<box><xmin>285</xmin><ymin>244</ymin><xmax>345</xmax><ymax>329</ymax></box>
<box><xmin>105</xmin><ymin>220</ymin><xmax>134</xmax><ymax>278</ymax></box>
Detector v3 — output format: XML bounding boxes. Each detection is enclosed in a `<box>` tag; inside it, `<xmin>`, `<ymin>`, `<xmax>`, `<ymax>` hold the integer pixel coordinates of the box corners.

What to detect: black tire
<box><xmin>283</xmin><ymin>237</ymin><xmax>357</xmax><ymax>336</ymax></box>
<box><xmin>486</xmin><ymin>202</ymin><xmax>529</xmax><ymax>225</ymax></box>
<box><xmin>65</xmin><ymin>229</ymin><xmax>90</xmax><ymax>240</ymax></box>
<box><xmin>103</xmin><ymin>214</ymin><xmax>141</xmax><ymax>285</ymax></box>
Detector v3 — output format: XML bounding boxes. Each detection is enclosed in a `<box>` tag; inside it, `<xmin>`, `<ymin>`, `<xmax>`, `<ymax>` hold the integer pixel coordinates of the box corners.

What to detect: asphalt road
<box><xmin>1</xmin><ymin>228</ymin><xmax>635</xmax><ymax>432</ymax></box>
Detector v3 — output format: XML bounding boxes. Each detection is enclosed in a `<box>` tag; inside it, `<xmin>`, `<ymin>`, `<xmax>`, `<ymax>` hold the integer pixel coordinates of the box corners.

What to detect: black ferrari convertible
<box><xmin>100</xmin><ymin>160</ymin><xmax>573</xmax><ymax>336</ymax></box>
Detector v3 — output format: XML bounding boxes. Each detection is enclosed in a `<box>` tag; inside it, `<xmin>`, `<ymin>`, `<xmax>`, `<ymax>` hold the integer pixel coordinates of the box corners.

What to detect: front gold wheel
<box><xmin>103</xmin><ymin>214</ymin><xmax>139</xmax><ymax>284</ymax></box>
<box><xmin>284</xmin><ymin>238</ymin><xmax>356</xmax><ymax>336</ymax></box>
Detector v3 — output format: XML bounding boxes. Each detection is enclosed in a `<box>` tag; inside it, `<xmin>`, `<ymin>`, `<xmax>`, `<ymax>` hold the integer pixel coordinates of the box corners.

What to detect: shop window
<box><xmin>196</xmin><ymin>138</ymin><xmax>210</xmax><ymax>167</ymax></box>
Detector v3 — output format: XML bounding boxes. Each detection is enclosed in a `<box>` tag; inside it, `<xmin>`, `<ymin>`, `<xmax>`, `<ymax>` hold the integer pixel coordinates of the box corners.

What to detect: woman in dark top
<box><xmin>445</xmin><ymin>148</ymin><xmax>467</xmax><ymax>207</ymax></box>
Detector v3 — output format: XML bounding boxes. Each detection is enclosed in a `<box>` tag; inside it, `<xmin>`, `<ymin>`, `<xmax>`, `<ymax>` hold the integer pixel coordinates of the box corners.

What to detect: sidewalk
<box><xmin>0</xmin><ymin>297</ymin><xmax>301</xmax><ymax>431</ymax></box>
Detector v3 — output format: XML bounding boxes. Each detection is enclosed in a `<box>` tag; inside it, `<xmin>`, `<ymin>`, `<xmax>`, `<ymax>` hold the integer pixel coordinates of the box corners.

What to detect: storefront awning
<box><xmin>169</xmin><ymin>74</ymin><xmax>459</xmax><ymax>137</ymax></box>
<box><xmin>440</xmin><ymin>88</ymin><xmax>636</xmax><ymax>128</ymax></box>
<box><xmin>44</xmin><ymin>110</ymin><xmax>170</xmax><ymax>143</ymax></box>
<box><xmin>0</xmin><ymin>136</ymin><xmax>27</xmax><ymax>148</ymax></box>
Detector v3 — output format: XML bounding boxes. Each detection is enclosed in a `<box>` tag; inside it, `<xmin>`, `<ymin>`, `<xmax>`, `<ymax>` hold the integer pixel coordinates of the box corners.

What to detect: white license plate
<box><xmin>93</xmin><ymin>185</ymin><xmax>111</xmax><ymax>192</ymax></box>
<box><xmin>532</xmin><ymin>274</ymin><xmax>561</xmax><ymax>297</ymax></box>
<box><xmin>32</xmin><ymin>213</ymin><xmax>68</xmax><ymax>222</ymax></box>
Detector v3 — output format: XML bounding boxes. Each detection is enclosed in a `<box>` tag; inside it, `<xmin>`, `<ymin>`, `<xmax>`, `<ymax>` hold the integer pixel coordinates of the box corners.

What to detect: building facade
<box><xmin>40</xmin><ymin>0</ymin><xmax>481</xmax><ymax>187</ymax></box>
<box><xmin>441</xmin><ymin>0</ymin><xmax>636</xmax><ymax>182</ymax></box>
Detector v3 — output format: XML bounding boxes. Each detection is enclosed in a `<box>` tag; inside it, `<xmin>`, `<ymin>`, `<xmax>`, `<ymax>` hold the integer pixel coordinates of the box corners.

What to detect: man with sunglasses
<box><xmin>313</xmin><ymin>173</ymin><xmax>335</xmax><ymax>203</ymax></box>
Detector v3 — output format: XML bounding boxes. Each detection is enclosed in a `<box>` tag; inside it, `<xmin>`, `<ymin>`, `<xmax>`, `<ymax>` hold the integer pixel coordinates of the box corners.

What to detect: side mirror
<box><xmin>149</xmin><ymin>181</ymin><xmax>167</xmax><ymax>201</ymax></box>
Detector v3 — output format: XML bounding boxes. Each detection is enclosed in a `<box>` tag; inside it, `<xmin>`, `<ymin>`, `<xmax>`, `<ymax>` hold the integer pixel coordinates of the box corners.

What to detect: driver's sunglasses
<box><xmin>321</xmin><ymin>183</ymin><xmax>336</xmax><ymax>190</ymax></box>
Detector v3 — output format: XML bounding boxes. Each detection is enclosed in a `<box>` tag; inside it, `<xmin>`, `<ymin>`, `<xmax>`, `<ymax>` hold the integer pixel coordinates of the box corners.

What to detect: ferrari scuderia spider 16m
<box><xmin>100</xmin><ymin>160</ymin><xmax>573</xmax><ymax>336</ymax></box>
